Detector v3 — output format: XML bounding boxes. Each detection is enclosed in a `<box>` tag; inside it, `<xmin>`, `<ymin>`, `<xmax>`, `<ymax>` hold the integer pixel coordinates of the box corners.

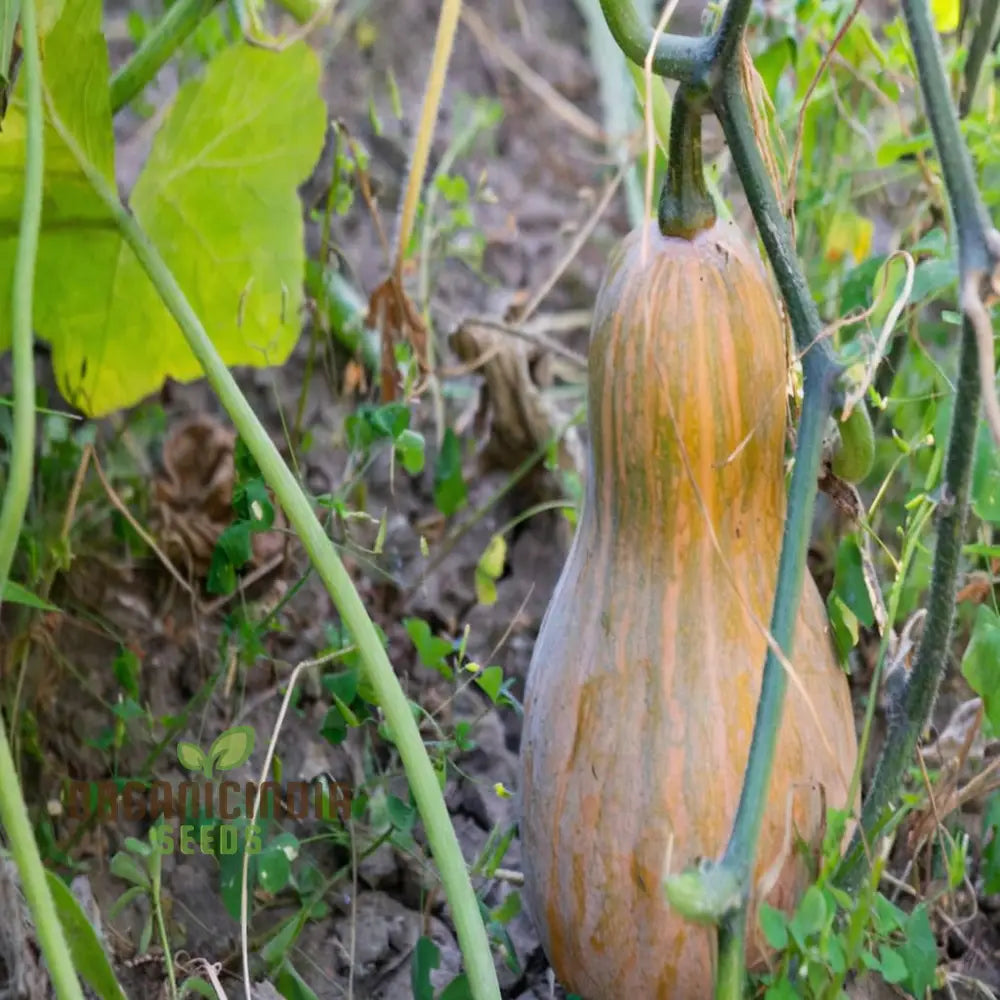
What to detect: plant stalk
<box><xmin>901</xmin><ymin>0</ymin><xmax>994</xmax><ymax>270</ymax></box>
<box><xmin>713</xmin><ymin>70</ymin><xmax>835</xmax><ymax>364</ymax></box>
<box><xmin>0</xmin><ymin>0</ymin><xmax>85</xmax><ymax>996</ymax></box>
<box><xmin>109</xmin><ymin>0</ymin><xmax>220</xmax><ymax>113</ymax></box>
<box><xmin>597</xmin><ymin>0</ymin><xmax>711</xmax><ymax>82</ymax></box>
<box><xmin>960</xmin><ymin>0</ymin><xmax>1000</xmax><ymax>115</ymax></box>
<box><xmin>716</xmin><ymin>909</ymin><xmax>748</xmax><ymax>1000</ymax></box>
<box><xmin>50</xmin><ymin>107</ymin><xmax>501</xmax><ymax>1000</ymax></box>
<box><xmin>836</xmin><ymin>313</ymin><xmax>980</xmax><ymax>890</ymax></box>
<box><xmin>720</xmin><ymin>363</ymin><xmax>837</xmax><ymax>876</ymax></box>
<box><xmin>835</xmin><ymin>0</ymin><xmax>997</xmax><ymax>887</ymax></box>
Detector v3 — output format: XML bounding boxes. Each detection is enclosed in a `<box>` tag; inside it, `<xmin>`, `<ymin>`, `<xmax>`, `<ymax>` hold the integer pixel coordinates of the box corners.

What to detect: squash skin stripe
<box><xmin>519</xmin><ymin>219</ymin><xmax>858</xmax><ymax>999</ymax></box>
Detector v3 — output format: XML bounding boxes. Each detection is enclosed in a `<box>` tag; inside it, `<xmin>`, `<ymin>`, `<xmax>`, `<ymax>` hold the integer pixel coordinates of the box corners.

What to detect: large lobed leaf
<box><xmin>0</xmin><ymin>0</ymin><xmax>326</xmax><ymax>415</ymax></box>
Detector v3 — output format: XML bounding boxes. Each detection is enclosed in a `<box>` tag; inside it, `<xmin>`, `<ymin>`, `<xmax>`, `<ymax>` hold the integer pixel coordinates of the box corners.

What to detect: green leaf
<box><xmin>839</xmin><ymin>255</ymin><xmax>887</xmax><ymax>315</ymax></box>
<box><xmin>0</xmin><ymin>579</ymin><xmax>59</xmax><ymax>611</ymax></box>
<box><xmin>210</xmin><ymin>725</ymin><xmax>256</xmax><ymax>771</ymax></box>
<box><xmin>274</xmin><ymin>960</ymin><xmax>321</xmax><ymax>1000</ymax></box>
<box><xmin>878</xmin><ymin>946</ymin><xmax>908</xmax><ymax>984</ymax></box>
<box><xmin>1</xmin><ymin>26</ymin><xmax>326</xmax><ymax>415</ymax></box>
<box><xmin>123</xmin><ymin>836</ymin><xmax>152</xmax><ymax>858</ymax></box>
<box><xmin>138</xmin><ymin>917</ymin><xmax>153</xmax><ymax>960</ymax></box>
<box><xmin>911</xmin><ymin>227</ymin><xmax>948</xmax><ymax>256</ymax></box>
<box><xmin>257</xmin><ymin>834</ymin><xmax>297</xmax><ymax>894</ymax></box>
<box><xmin>260</xmin><ymin>914</ymin><xmax>303</xmax><ymax>966</ymax></box>
<box><xmin>788</xmin><ymin>885</ymin><xmax>827</xmax><ymax>946</ymax></box>
<box><xmin>178</xmin><ymin>977</ymin><xmax>220</xmax><ymax>998</ymax></box>
<box><xmin>396</xmin><ymin>428</ymin><xmax>426</xmax><ymax>474</ymax></box>
<box><xmin>404</xmin><ymin>617</ymin><xmax>455</xmax><ymax>677</ymax></box>
<box><xmin>218</xmin><ymin>829</ymin><xmax>257</xmax><ymax>920</ymax></box>
<box><xmin>876</xmin><ymin>132</ymin><xmax>932</xmax><ymax>167</ymax></box>
<box><xmin>825</xmin><ymin>934</ymin><xmax>847</xmax><ymax>975</ymax></box>
<box><xmin>490</xmin><ymin>890</ymin><xmax>521</xmax><ymax>925</ymax></box>
<box><xmin>109</xmin><ymin>851</ymin><xmax>150</xmax><ymax>889</ymax></box>
<box><xmin>872</xmin><ymin>893</ymin><xmax>905</xmax><ymax>935</ymax></box>
<box><xmin>411</xmin><ymin>936</ymin><xmax>440</xmax><ymax>1000</ymax></box>
<box><xmin>754</xmin><ymin>36</ymin><xmax>795</xmax><ymax>97</ymax></box>
<box><xmin>346</xmin><ymin>402</ymin><xmax>410</xmax><ymax>449</ymax></box>
<box><xmin>177</xmin><ymin>741</ymin><xmax>206</xmax><ymax>772</ymax></box>
<box><xmin>910</xmin><ymin>256</ymin><xmax>958</xmax><ymax>303</ymax></box>
<box><xmin>177</xmin><ymin>977</ymin><xmax>219</xmax><ymax>998</ymax></box>
<box><xmin>387</xmin><ymin>793</ymin><xmax>416</xmax><ymax>833</ymax></box>
<box><xmin>322</xmin><ymin>668</ymin><xmax>359</xmax><ymax>705</ymax></box>
<box><xmin>759</xmin><ymin>903</ymin><xmax>788</xmax><ymax>949</ymax></box>
<box><xmin>438</xmin><ymin>974</ymin><xmax>474</xmax><ymax>1000</ymax></box>
<box><xmin>474</xmin><ymin>665</ymin><xmax>505</xmax><ymax>704</ymax></box>
<box><xmin>330</xmin><ymin>691</ymin><xmax>360</xmax><ymax>727</ymax></box>
<box><xmin>826</xmin><ymin>592</ymin><xmax>859</xmax><ymax>661</ymax></box>
<box><xmin>106</xmin><ymin>885</ymin><xmax>145</xmax><ymax>920</ymax></box>
<box><xmin>433</xmin><ymin>428</ymin><xmax>467</xmax><ymax>516</ymax></box>
<box><xmin>46</xmin><ymin>872</ymin><xmax>129</xmax><ymax>1000</ymax></box>
<box><xmin>981</xmin><ymin>792</ymin><xmax>1000</xmax><ymax>893</ymax></box>
<box><xmin>0</xmin><ymin>0</ymin><xmax>116</xmax><ymax>358</ymax></box>
<box><xmin>112</xmin><ymin>646</ymin><xmax>141</xmax><ymax>701</ymax></box>
<box><xmin>320</xmin><ymin>705</ymin><xmax>347</xmax><ymax>745</ymax></box>
<box><xmin>972</xmin><ymin>420</ymin><xmax>1000</xmax><ymax>523</ymax></box>
<box><xmin>961</xmin><ymin>605</ymin><xmax>1000</xmax><ymax>731</ymax></box>
<box><xmin>764</xmin><ymin>979</ymin><xmax>799</xmax><ymax>1000</ymax></box>
<box><xmin>899</xmin><ymin>905</ymin><xmax>938</xmax><ymax>996</ymax></box>
<box><xmin>214</xmin><ymin>521</ymin><xmax>253</xmax><ymax>569</ymax></box>
<box><xmin>475</xmin><ymin>534</ymin><xmax>507</xmax><ymax>606</ymax></box>
<box><xmin>831</xmin><ymin>534</ymin><xmax>876</xmax><ymax>627</ymax></box>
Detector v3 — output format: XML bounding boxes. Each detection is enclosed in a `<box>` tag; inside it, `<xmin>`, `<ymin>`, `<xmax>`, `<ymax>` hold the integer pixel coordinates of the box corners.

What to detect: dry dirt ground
<box><xmin>2</xmin><ymin>1</ymin><xmax>999</xmax><ymax>998</ymax></box>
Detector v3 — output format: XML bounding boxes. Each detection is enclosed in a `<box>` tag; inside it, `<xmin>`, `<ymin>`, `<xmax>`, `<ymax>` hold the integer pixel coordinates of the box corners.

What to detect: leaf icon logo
<box><xmin>176</xmin><ymin>726</ymin><xmax>255</xmax><ymax>778</ymax></box>
<box><xmin>210</xmin><ymin>726</ymin><xmax>255</xmax><ymax>772</ymax></box>
<box><xmin>177</xmin><ymin>742</ymin><xmax>207</xmax><ymax>773</ymax></box>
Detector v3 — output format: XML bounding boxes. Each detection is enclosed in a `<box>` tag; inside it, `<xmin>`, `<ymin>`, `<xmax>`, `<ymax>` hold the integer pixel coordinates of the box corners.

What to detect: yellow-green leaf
<box><xmin>0</xmin><ymin>1</ymin><xmax>326</xmax><ymax>416</ymax></box>
<box><xmin>474</xmin><ymin>534</ymin><xmax>507</xmax><ymax>605</ymax></box>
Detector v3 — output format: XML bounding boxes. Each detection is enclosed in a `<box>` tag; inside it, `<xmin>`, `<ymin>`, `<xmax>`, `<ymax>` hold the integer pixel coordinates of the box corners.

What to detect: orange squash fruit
<box><xmin>518</xmin><ymin>218</ymin><xmax>858</xmax><ymax>998</ymax></box>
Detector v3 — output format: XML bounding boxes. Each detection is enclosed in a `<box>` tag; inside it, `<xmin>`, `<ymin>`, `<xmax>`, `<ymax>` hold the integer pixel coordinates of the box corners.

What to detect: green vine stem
<box><xmin>658</xmin><ymin>86</ymin><xmax>716</xmax><ymax>238</ymax></box>
<box><xmin>959</xmin><ymin>0</ymin><xmax>1000</xmax><ymax>115</ymax></box>
<box><xmin>0</xmin><ymin>0</ymin><xmax>86</xmax><ymax>997</ymax></box>
<box><xmin>109</xmin><ymin>0</ymin><xmax>219</xmax><ymax>113</ymax></box>
<box><xmin>900</xmin><ymin>0</ymin><xmax>995</xmax><ymax>266</ymax></box>
<box><xmin>109</xmin><ymin>0</ymin><xmax>328</xmax><ymax>114</ymax></box>
<box><xmin>48</xmin><ymin>104</ymin><xmax>502</xmax><ymax>1000</ymax></box>
<box><xmin>835</xmin><ymin>0</ymin><xmax>999</xmax><ymax>889</ymax></box>
<box><xmin>836</xmin><ymin>315</ymin><xmax>981</xmax><ymax>889</ymax></box>
<box><xmin>710</xmin><ymin>66</ymin><xmax>836</xmax><ymax>367</ymax></box>
<box><xmin>597</xmin><ymin>0</ymin><xmax>710</xmax><ymax>80</ymax></box>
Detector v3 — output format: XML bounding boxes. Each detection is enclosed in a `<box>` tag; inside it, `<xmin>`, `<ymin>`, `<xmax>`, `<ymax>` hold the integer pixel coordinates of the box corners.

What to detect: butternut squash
<box><xmin>518</xmin><ymin>217</ymin><xmax>858</xmax><ymax>998</ymax></box>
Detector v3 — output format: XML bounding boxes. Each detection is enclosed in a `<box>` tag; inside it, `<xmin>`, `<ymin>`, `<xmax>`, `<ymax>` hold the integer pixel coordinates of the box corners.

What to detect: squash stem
<box><xmin>658</xmin><ymin>86</ymin><xmax>716</xmax><ymax>239</ymax></box>
<box><xmin>715</xmin><ymin>910</ymin><xmax>748</xmax><ymax>1000</ymax></box>
<box><xmin>596</xmin><ymin>0</ymin><xmax>712</xmax><ymax>81</ymax></box>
